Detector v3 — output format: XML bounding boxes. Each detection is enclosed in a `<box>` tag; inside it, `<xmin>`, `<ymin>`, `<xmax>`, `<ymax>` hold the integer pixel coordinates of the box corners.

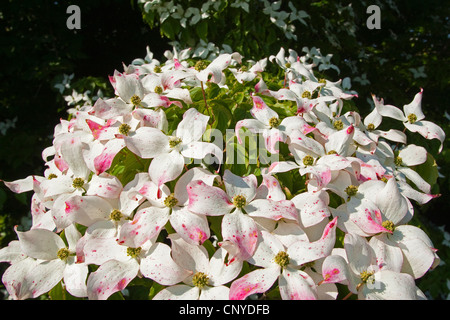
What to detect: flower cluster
<box><xmin>0</xmin><ymin>45</ymin><xmax>444</xmax><ymax>300</ymax></box>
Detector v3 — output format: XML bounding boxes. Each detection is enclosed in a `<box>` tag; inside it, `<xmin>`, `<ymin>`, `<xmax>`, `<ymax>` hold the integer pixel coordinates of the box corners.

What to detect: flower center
<box><xmin>269</xmin><ymin>117</ymin><xmax>281</xmax><ymax>128</ymax></box>
<box><xmin>130</xmin><ymin>95</ymin><xmax>141</xmax><ymax>106</ymax></box>
<box><xmin>72</xmin><ymin>177</ymin><xmax>85</xmax><ymax>189</ymax></box>
<box><xmin>233</xmin><ymin>195</ymin><xmax>247</xmax><ymax>209</ymax></box>
<box><xmin>302</xmin><ymin>91</ymin><xmax>312</xmax><ymax>99</ymax></box>
<box><xmin>394</xmin><ymin>156</ymin><xmax>403</xmax><ymax>167</ymax></box>
<box><xmin>407</xmin><ymin>113</ymin><xmax>417</xmax><ymax>124</ymax></box>
<box><xmin>48</xmin><ymin>173</ymin><xmax>58</xmax><ymax>180</ymax></box>
<box><xmin>57</xmin><ymin>248</ymin><xmax>70</xmax><ymax>261</ymax></box>
<box><xmin>153</xmin><ymin>65</ymin><xmax>162</xmax><ymax>73</ymax></box>
<box><xmin>360</xmin><ymin>270</ymin><xmax>375</xmax><ymax>284</ymax></box>
<box><xmin>302</xmin><ymin>155</ymin><xmax>314</xmax><ymax>166</ymax></box>
<box><xmin>192</xmin><ymin>272</ymin><xmax>209</xmax><ymax>288</ymax></box>
<box><xmin>110</xmin><ymin>209</ymin><xmax>123</xmax><ymax>222</ymax></box>
<box><xmin>195</xmin><ymin>60</ymin><xmax>209</xmax><ymax>72</ymax></box>
<box><xmin>127</xmin><ymin>247</ymin><xmax>142</xmax><ymax>258</ymax></box>
<box><xmin>367</xmin><ymin>123</ymin><xmax>375</xmax><ymax>131</ymax></box>
<box><xmin>274</xmin><ymin>251</ymin><xmax>290</xmax><ymax>268</ymax></box>
<box><xmin>345</xmin><ymin>185</ymin><xmax>358</xmax><ymax>198</ymax></box>
<box><xmin>154</xmin><ymin>86</ymin><xmax>163</xmax><ymax>94</ymax></box>
<box><xmin>164</xmin><ymin>193</ymin><xmax>178</xmax><ymax>208</ymax></box>
<box><xmin>118</xmin><ymin>123</ymin><xmax>131</xmax><ymax>136</ymax></box>
<box><xmin>333</xmin><ymin>120</ymin><xmax>344</xmax><ymax>130</ymax></box>
<box><xmin>327</xmin><ymin>150</ymin><xmax>338</xmax><ymax>155</ymax></box>
<box><xmin>382</xmin><ymin>220</ymin><xmax>395</xmax><ymax>232</ymax></box>
<box><xmin>169</xmin><ymin>136</ymin><xmax>182</xmax><ymax>148</ymax></box>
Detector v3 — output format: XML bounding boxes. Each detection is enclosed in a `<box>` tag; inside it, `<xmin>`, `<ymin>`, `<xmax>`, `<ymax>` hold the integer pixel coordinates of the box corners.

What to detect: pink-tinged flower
<box><xmin>332</xmin><ymin>178</ymin><xmax>413</xmax><ymax>237</ymax></box>
<box><xmin>268</xmin><ymin>128</ymin><xmax>355</xmax><ymax>191</ymax></box>
<box><xmin>187</xmin><ymin>170</ymin><xmax>298</xmax><ymax>261</ymax></box>
<box><xmin>235</xmin><ymin>95</ymin><xmax>315</xmax><ymax>154</ymax></box>
<box><xmin>153</xmin><ymin>234</ymin><xmax>243</xmax><ymax>300</ymax></box>
<box><xmin>86</xmin><ymin>239</ymin><xmax>190</xmax><ymax>300</ymax></box>
<box><xmin>291</xmin><ymin>189</ymin><xmax>331</xmax><ymax>228</ymax></box>
<box><xmin>7</xmin><ymin>224</ymin><xmax>88</xmax><ymax>299</ymax></box>
<box><xmin>118</xmin><ymin>167</ymin><xmax>218</xmax><ymax>247</ymax></box>
<box><xmin>64</xmin><ymin>172</ymin><xmax>148</xmax><ymax>229</ymax></box>
<box><xmin>229</xmin><ymin>218</ymin><xmax>337</xmax><ymax>300</ymax></box>
<box><xmin>124</xmin><ymin>108</ymin><xmax>222</xmax><ymax>188</ymax></box>
<box><xmin>321</xmin><ymin>233</ymin><xmax>426</xmax><ymax>300</ymax></box>
<box><xmin>374</xmin><ymin>89</ymin><xmax>445</xmax><ymax>153</ymax></box>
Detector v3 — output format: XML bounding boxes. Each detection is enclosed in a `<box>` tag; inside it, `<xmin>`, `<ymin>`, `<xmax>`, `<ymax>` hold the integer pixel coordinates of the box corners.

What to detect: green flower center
<box><xmin>154</xmin><ymin>86</ymin><xmax>163</xmax><ymax>94</ymax></box>
<box><xmin>153</xmin><ymin>65</ymin><xmax>162</xmax><ymax>73</ymax></box>
<box><xmin>302</xmin><ymin>91</ymin><xmax>312</xmax><ymax>99</ymax></box>
<box><xmin>285</xmin><ymin>62</ymin><xmax>291</xmax><ymax>68</ymax></box>
<box><xmin>367</xmin><ymin>123</ymin><xmax>375</xmax><ymax>131</ymax></box>
<box><xmin>407</xmin><ymin>113</ymin><xmax>417</xmax><ymax>124</ymax></box>
<box><xmin>48</xmin><ymin>173</ymin><xmax>58</xmax><ymax>180</ymax></box>
<box><xmin>130</xmin><ymin>95</ymin><xmax>141</xmax><ymax>106</ymax></box>
<box><xmin>110</xmin><ymin>209</ymin><xmax>123</xmax><ymax>222</ymax></box>
<box><xmin>269</xmin><ymin>117</ymin><xmax>281</xmax><ymax>128</ymax></box>
<box><xmin>318</xmin><ymin>78</ymin><xmax>327</xmax><ymax>84</ymax></box>
<box><xmin>274</xmin><ymin>251</ymin><xmax>290</xmax><ymax>268</ymax></box>
<box><xmin>57</xmin><ymin>248</ymin><xmax>70</xmax><ymax>261</ymax></box>
<box><xmin>169</xmin><ymin>136</ymin><xmax>182</xmax><ymax>148</ymax></box>
<box><xmin>195</xmin><ymin>60</ymin><xmax>209</xmax><ymax>72</ymax></box>
<box><xmin>164</xmin><ymin>193</ymin><xmax>178</xmax><ymax>208</ymax></box>
<box><xmin>333</xmin><ymin>120</ymin><xmax>344</xmax><ymax>130</ymax></box>
<box><xmin>360</xmin><ymin>270</ymin><xmax>375</xmax><ymax>284</ymax></box>
<box><xmin>118</xmin><ymin>123</ymin><xmax>131</xmax><ymax>136</ymax></box>
<box><xmin>233</xmin><ymin>195</ymin><xmax>247</xmax><ymax>209</ymax></box>
<box><xmin>302</xmin><ymin>155</ymin><xmax>314</xmax><ymax>166</ymax></box>
<box><xmin>395</xmin><ymin>156</ymin><xmax>403</xmax><ymax>167</ymax></box>
<box><xmin>192</xmin><ymin>272</ymin><xmax>209</xmax><ymax>288</ymax></box>
<box><xmin>127</xmin><ymin>247</ymin><xmax>142</xmax><ymax>258</ymax></box>
<box><xmin>327</xmin><ymin>150</ymin><xmax>338</xmax><ymax>155</ymax></box>
<box><xmin>382</xmin><ymin>220</ymin><xmax>395</xmax><ymax>232</ymax></box>
<box><xmin>72</xmin><ymin>178</ymin><xmax>85</xmax><ymax>189</ymax></box>
<box><xmin>345</xmin><ymin>185</ymin><xmax>358</xmax><ymax>197</ymax></box>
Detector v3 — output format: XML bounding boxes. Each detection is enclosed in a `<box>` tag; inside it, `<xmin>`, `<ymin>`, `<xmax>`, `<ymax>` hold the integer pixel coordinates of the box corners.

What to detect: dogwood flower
<box><xmin>321</xmin><ymin>233</ymin><xmax>426</xmax><ymax>299</ymax></box>
<box><xmin>124</xmin><ymin>108</ymin><xmax>222</xmax><ymax>188</ymax></box>
<box><xmin>374</xmin><ymin>89</ymin><xmax>445</xmax><ymax>152</ymax></box>
<box><xmin>9</xmin><ymin>224</ymin><xmax>88</xmax><ymax>299</ymax></box>
<box><xmin>187</xmin><ymin>169</ymin><xmax>298</xmax><ymax>261</ymax></box>
<box><xmin>153</xmin><ymin>234</ymin><xmax>243</xmax><ymax>300</ymax></box>
<box><xmin>118</xmin><ymin>167</ymin><xmax>218</xmax><ymax>246</ymax></box>
<box><xmin>229</xmin><ymin>217</ymin><xmax>337</xmax><ymax>300</ymax></box>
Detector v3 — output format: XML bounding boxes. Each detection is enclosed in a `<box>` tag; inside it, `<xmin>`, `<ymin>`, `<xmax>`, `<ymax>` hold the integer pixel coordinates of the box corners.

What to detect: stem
<box><xmin>200</xmin><ymin>81</ymin><xmax>214</xmax><ymax>122</ymax></box>
<box><xmin>342</xmin><ymin>291</ymin><xmax>354</xmax><ymax>300</ymax></box>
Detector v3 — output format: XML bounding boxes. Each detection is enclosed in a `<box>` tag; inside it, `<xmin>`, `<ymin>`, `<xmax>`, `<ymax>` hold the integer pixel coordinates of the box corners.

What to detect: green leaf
<box><xmin>49</xmin><ymin>281</ymin><xmax>82</xmax><ymax>300</ymax></box>
<box><xmin>413</xmin><ymin>152</ymin><xmax>439</xmax><ymax>187</ymax></box>
<box><xmin>196</xmin><ymin>20</ymin><xmax>208</xmax><ymax>41</ymax></box>
<box><xmin>210</xmin><ymin>100</ymin><xmax>233</xmax><ymax>132</ymax></box>
<box><xmin>108</xmin><ymin>291</ymin><xmax>125</xmax><ymax>300</ymax></box>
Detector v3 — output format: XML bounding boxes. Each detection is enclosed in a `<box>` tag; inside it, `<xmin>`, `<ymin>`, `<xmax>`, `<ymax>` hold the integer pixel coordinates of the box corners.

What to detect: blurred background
<box><xmin>0</xmin><ymin>0</ymin><xmax>449</xmax><ymax>299</ymax></box>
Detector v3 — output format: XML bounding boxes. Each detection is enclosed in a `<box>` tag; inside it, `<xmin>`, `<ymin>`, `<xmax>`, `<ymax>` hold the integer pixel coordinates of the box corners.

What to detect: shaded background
<box><xmin>0</xmin><ymin>0</ymin><xmax>449</xmax><ymax>299</ymax></box>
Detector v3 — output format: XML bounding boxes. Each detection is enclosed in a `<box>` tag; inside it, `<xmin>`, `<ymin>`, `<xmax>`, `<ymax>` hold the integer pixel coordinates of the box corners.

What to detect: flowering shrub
<box><xmin>0</xmin><ymin>45</ymin><xmax>445</xmax><ymax>300</ymax></box>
